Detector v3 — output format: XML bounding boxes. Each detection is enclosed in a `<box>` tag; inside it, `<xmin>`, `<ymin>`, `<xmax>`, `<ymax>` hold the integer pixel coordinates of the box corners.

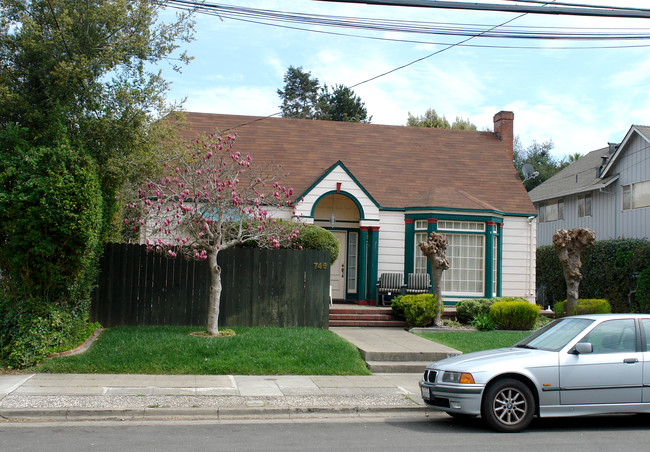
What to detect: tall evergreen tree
<box><xmin>318</xmin><ymin>84</ymin><xmax>371</xmax><ymax>123</ymax></box>
<box><xmin>277</xmin><ymin>67</ymin><xmax>371</xmax><ymax>123</ymax></box>
<box><xmin>277</xmin><ymin>66</ymin><xmax>321</xmax><ymax>119</ymax></box>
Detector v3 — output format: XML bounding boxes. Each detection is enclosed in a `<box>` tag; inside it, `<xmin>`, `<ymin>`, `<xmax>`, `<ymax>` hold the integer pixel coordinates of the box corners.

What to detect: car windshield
<box><xmin>514</xmin><ymin>318</ymin><xmax>594</xmax><ymax>351</ymax></box>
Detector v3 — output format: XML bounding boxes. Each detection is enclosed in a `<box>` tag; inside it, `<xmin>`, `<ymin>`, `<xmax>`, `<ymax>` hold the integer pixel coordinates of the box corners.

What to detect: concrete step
<box><xmin>361</xmin><ymin>349</ymin><xmax>459</xmax><ymax>362</ymax></box>
<box><xmin>366</xmin><ymin>360</ymin><xmax>432</xmax><ymax>373</ymax></box>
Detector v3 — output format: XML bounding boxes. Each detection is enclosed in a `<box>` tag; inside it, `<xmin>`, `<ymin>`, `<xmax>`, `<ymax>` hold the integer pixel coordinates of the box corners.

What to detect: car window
<box><xmin>579</xmin><ymin>319</ymin><xmax>637</xmax><ymax>354</ymax></box>
<box><xmin>516</xmin><ymin>318</ymin><xmax>593</xmax><ymax>351</ymax></box>
<box><xmin>641</xmin><ymin>319</ymin><xmax>650</xmax><ymax>351</ymax></box>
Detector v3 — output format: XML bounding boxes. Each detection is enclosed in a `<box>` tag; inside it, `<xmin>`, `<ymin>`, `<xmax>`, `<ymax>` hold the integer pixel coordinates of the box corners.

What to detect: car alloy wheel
<box><xmin>482</xmin><ymin>378</ymin><xmax>535</xmax><ymax>432</ymax></box>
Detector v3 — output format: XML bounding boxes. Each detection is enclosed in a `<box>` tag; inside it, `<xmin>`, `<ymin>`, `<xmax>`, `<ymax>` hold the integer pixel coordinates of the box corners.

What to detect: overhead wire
<box><xmin>161</xmin><ymin>0</ymin><xmax>650</xmax><ymax>129</ymax></box>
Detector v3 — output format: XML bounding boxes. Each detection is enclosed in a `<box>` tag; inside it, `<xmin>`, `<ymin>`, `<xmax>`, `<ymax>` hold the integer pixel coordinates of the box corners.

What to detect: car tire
<box><xmin>481</xmin><ymin>378</ymin><xmax>535</xmax><ymax>433</ymax></box>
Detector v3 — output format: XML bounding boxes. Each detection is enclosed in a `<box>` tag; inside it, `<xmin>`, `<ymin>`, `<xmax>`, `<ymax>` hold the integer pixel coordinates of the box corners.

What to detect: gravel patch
<box><xmin>0</xmin><ymin>394</ymin><xmax>419</xmax><ymax>410</ymax></box>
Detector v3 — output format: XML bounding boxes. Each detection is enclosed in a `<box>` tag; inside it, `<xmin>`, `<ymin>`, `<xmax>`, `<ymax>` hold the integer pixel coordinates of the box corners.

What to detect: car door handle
<box><xmin>624</xmin><ymin>358</ymin><xmax>639</xmax><ymax>364</ymax></box>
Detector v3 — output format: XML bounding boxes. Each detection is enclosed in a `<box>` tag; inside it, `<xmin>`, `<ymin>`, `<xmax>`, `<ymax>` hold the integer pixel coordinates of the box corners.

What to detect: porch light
<box><xmin>330</xmin><ymin>212</ymin><xmax>336</xmax><ymax>227</ymax></box>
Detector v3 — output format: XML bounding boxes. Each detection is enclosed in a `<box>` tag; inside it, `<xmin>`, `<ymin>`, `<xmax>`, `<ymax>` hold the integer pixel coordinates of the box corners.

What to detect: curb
<box><xmin>0</xmin><ymin>405</ymin><xmax>430</xmax><ymax>422</ymax></box>
<box><xmin>46</xmin><ymin>329</ymin><xmax>104</xmax><ymax>359</ymax></box>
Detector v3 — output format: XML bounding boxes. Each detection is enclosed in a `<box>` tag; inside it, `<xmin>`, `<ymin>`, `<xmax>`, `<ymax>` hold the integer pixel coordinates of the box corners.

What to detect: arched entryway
<box><xmin>313</xmin><ymin>193</ymin><xmax>361</xmax><ymax>301</ymax></box>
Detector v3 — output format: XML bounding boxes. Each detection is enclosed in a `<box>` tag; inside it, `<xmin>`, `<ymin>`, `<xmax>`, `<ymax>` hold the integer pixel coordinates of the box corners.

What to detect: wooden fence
<box><xmin>91</xmin><ymin>244</ymin><xmax>330</xmax><ymax>328</ymax></box>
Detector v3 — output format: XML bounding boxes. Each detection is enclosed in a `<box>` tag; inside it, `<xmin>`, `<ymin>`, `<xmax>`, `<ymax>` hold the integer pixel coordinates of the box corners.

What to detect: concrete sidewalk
<box><xmin>0</xmin><ymin>328</ymin><xmax>458</xmax><ymax>422</ymax></box>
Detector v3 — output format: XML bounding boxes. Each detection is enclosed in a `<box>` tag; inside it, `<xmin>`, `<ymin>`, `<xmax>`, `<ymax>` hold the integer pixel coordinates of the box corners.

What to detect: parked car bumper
<box><xmin>419</xmin><ymin>380</ymin><xmax>484</xmax><ymax>415</ymax></box>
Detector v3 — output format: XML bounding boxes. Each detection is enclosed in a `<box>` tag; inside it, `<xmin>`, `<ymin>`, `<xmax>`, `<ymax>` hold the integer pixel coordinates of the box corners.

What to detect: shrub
<box><xmin>489</xmin><ymin>301</ymin><xmax>540</xmax><ymax>330</ymax></box>
<box><xmin>391</xmin><ymin>294</ymin><xmax>439</xmax><ymax>327</ymax></box>
<box><xmin>0</xmin><ymin>297</ymin><xmax>100</xmax><ymax>368</ymax></box>
<box><xmin>472</xmin><ymin>312</ymin><xmax>497</xmax><ymax>331</ymax></box>
<box><xmin>553</xmin><ymin>299</ymin><xmax>611</xmax><ymax>318</ymax></box>
<box><xmin>293</xmin><ymin>225</ymin><xmax>340</xmax><ymax>264</ymax></box>
<box><xmin>456</xmin><ymin>298</ymin><xmax>494</xmax><ymax>324</ymax></box>
<box><xmin>456</xmin><ymin>297</ymin><xmax>528</xmax><ymax>324</ymax></box>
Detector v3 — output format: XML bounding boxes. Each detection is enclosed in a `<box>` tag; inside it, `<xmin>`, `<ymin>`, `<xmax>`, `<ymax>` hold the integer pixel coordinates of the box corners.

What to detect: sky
<box><xmin>159</xmin><ymin>0</ymin><xmax>650</xmax><ymax>160</ymax></box>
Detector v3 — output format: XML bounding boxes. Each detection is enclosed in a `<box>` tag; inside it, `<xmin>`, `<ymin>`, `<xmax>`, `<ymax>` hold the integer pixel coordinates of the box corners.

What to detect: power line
<box><xmin>164</xmin><ymin>2</ymin><xmax>650</xmax><ymax>41</ymax></box>
<box><xmin>316</xmin><ymin>0</ymin><xmax>650</xmax><ymax>19</ymax></box>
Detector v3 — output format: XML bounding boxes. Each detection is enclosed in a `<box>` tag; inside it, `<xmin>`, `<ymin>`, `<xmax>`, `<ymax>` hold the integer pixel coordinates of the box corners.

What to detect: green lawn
<box><xmin>415</xmin><ymin>330</ymin><xmax>532</xmax><ymax>353</ymax></box>
<box><xmin>32</xmin><ymin>326</ymin><xmax>371</xmax><ymax>375</ymax></box>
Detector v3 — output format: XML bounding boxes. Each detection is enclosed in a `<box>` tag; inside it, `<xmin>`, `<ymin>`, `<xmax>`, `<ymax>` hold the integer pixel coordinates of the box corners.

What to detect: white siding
<box><xmin>377</xmin><ymin>211</ymin><xmax>405</xmax><ymax>274</ymax></box>
<box><xmin>501</xmin><ymin>217</ymin><xmax>536</xmax><ymax>303</ymax></box>
<box><xmin>295</xmin><ymin>165</ymin><xmax>380</xmax><ymax>221</ymax></box>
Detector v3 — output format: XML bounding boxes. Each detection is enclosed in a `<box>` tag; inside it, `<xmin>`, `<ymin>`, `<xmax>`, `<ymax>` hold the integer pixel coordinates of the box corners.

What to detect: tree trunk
<box><xmin>552</xmin><ymin>228</ymin><xmax>596</xmax><ymax>316</ymax></box>
<box><xmin>419</xmin><ymin>232</ymin><xmax>450</xmax><ymax>327</ymax></box>
<box><xmin>206</xmin><ymin>250</ymin><xmax>222</xmax><ymax>336</ymax></box>
<box><xmin>431</xmin><ymin>266</ymin><xmax>445</xmax><ymax>326</ymax></box>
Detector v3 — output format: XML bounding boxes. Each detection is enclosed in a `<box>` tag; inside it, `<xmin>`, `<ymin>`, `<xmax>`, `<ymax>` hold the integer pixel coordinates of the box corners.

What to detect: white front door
<box><xmin>330</xmin><ymin>231</ymin><xmax>347</xmax><ymax>299</ymax></box>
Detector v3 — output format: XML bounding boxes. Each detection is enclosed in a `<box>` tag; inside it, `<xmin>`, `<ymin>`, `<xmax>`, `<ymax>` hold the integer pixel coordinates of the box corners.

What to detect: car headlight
<box><xmin>442</xmin><ymin>371</ymin><xmax>475</xmax><ymax>384</ymax></box>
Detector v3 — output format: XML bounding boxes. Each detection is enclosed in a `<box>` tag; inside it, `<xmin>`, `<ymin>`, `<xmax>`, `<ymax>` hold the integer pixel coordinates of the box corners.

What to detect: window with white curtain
<box><xmin>441</xmin><ymin>232</ymin><xmax>485</xmax><ymax>296</ymax></box>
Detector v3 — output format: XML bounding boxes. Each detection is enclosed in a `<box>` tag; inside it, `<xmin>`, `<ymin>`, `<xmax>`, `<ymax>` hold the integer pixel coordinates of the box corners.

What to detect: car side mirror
<box><xmin>573</xmin><ymin>342</ymin><xmax>593</xmax><ymax>355</ymax></box>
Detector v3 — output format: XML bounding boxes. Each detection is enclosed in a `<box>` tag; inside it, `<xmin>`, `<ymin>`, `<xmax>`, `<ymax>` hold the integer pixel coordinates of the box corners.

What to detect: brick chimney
<box><xmin>493</xmin><ymin>111</ymin><xmax>514</xmax><ymax>161</ymax></box>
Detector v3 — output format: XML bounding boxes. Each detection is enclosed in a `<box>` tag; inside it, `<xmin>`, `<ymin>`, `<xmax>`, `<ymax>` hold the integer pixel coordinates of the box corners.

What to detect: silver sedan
<box><xmin>419</xmin><ymin>314</ymin><xmax>650</xmax><ymax>432</ymax></box>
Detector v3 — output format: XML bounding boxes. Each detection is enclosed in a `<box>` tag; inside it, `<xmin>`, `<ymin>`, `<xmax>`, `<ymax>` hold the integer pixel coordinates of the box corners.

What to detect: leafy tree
<box><xmin>133</xmin><ymin>133</ymin><xmax>301</xmax><ymax>336</ymax></box>
<box><xmin>406</xmin><ymin>108</ymin><xmax>476</xmax><ymax>130</ymax></box>
<box><xmin>278</xmin><ymin>66</ymin><xmax>371</xmax><ymax>122</ymax></box>
<box><xmin>567</xmin><ymin>152</ymin><xmax>582</xmax><ymax>163</ymax></box>
<box><xmin>450</xmin><ymin>116</ymin><xmax>477</xmax><ymax>130</ymax></box>
<box><xmin>0</xmin><ymin>0</ymin><xmax>195</xmax><ymax>238</ymax></box>
<box><xmin>318</xmin><ymin>84</ymin><xmax>371</xmax><ymax>123</ymax></box>
<box><xmin>277</xmin><ymin>66</ymin><xmax>321</xmax><ymax>119</ymax></box>
<box><xmin>513</xmin><ymin>137</ymin><xmax>569</xmax><ymax>191</ymax></box>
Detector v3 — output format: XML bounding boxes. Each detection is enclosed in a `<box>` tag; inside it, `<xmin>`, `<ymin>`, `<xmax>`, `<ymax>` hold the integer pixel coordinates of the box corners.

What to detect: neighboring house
<box><xmin>530</xmin><ymin>125</ymin><xmax>650</xmax><ymax>248</ymax></box>
<box><xmin>177</xmin><ymin>111</ymin><xmax>537</xmax><ymax>305</ymax></box>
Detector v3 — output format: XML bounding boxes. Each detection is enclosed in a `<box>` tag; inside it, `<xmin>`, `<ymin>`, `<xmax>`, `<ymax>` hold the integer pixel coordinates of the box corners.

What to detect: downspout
<box><xmin>527</xmin><ymin>216</ymin><xmax>536</xmax><ymax>301</ymax></box>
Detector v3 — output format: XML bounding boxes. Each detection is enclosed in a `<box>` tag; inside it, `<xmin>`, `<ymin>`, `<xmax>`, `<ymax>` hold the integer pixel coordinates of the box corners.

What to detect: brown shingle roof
<box><xmin>179</xmin><ymin>113</ymin><xmax>535</xmax><ymax>215</ymax></box>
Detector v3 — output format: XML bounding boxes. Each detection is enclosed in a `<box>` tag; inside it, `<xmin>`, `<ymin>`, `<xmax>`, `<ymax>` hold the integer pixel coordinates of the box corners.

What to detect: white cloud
<box><xmin>183</xmin><ymin>86</ymin><xmax>279</xmax><ymax>117</ymax></box>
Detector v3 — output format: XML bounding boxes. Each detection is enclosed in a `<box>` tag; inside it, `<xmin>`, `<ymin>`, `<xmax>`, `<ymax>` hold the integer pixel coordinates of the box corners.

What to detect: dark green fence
<box><xmin>91</xmin><ymin>244</ymin><xmax>330</xmax><ymax>328</ymax></box>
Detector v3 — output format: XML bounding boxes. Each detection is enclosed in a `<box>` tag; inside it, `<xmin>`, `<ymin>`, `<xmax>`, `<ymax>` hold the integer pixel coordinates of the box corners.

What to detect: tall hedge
<box><xmin>537</xmin><ymin>239</ymin><xmax>650</xmax><ymax>313</ymax></box>
<box><xmin>0</xmin><ymin>128</ymin><xmax>103</xmax><ymax>367</ymax></box>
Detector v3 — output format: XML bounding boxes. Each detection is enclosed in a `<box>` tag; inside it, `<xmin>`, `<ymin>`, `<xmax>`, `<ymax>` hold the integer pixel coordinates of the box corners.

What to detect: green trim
<box><xmin>485</xmin><ymin>226</ymin><xmax>494</xmax><ymax>298</ymax></box>
<box><xmin>407</xmin><ymin>213</ymin><xmax>503</xmax><ymax>223</ymax></box>
<box><xmin>310</xmin><ymin>190</ymin><xmax>366</xmax><ymax>220</ymax></box>
<box><xmin>299</xmin><ymin>160</ymin><xmax>380</xmax><ymax>208</ymax></box>
<box><xmin>368</xmin><ymin>228</ymin><xmax>379</xmax><ymax>301</ymax></box>
<box><xmin>358</xmin><ymin>228</ymin><xmax>368</xmax><ymax>301</ymax></box>
<box><xmin>404</xmin><ymin>221</ymin><xmax>415</xmax><ymax>277</ymax></box>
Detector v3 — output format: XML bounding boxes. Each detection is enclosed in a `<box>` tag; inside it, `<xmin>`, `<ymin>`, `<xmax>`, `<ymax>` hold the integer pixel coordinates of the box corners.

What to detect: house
<box><xmin>529</xmin><ymin>125</ymin><xmax>650</xmax><ymax>248</ymax></box>
<box><xmin>177</xmin><ymin>111</ymin><xmax>537</xmax><ymax>305</ymax></box>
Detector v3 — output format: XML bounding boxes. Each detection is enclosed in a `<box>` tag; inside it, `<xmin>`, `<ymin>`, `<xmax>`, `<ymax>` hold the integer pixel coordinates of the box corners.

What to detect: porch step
<box><xmin>328</xmin><ymin>306</ymin><xmax>406</xmax><ymax>328</ymax></box>
<box><xmin>366</xmin><ymin>360</ymin><xmax>432</xmax><ymax>373</ymax></box>
<box><xmin>329</xmin><ymin>319</ymin><xmax>407</xmax><ymax>327</ymax></box>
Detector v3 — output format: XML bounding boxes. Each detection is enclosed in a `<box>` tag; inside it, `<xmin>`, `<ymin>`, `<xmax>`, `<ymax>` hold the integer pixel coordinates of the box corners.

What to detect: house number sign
<box><xmin>313</xmin><ymin>262</ymin><xmax>328</xmax><ymax>270</ymax></box>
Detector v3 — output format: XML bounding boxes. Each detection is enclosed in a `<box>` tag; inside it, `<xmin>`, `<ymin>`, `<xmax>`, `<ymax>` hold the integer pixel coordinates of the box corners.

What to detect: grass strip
<box><xmin>32</xmin><ymin>326</ymin><xmax>371</xmax><ymax>375</ymax></box>
<box><xmin>415</xmin><ymin>330</ymin><xmax>531</xmax><ymax>354</ymax></box>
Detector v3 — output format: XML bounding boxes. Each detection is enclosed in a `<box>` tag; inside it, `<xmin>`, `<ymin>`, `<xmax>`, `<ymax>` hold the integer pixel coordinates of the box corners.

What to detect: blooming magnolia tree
<box><xmin>132</xmin><ymin>132</ymin><xmax>300</xmax><ymax>335</ymax></box>
<box><xmin>419</xmin><ymin>232</ymin><xmax>450</xmax><ymax>326</ymax></box>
